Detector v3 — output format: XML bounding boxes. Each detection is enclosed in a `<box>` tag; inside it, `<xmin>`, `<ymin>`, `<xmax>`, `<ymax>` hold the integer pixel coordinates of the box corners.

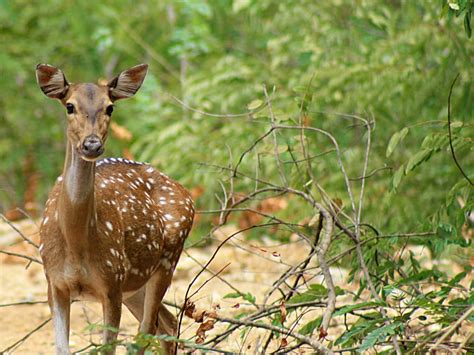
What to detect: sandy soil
<box><xmin>0</xmin><ymin>220</ymin><xmax>328</xmax><ymax>353</ymax></box>
<box><xmin>0</xmin><ymin>219</ymin><xmax>471</xmax><ymax>354</ymax></box>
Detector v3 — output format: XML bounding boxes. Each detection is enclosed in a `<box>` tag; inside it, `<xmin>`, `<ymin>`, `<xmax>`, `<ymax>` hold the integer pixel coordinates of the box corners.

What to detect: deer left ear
<box><xmin>107</xmin><ymin>64</ymin><xmax>148</xmax><ymax>101</ymax></box>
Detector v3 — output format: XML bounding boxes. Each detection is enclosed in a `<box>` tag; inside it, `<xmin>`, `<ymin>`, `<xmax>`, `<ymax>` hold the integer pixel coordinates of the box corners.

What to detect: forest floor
<box><xmin>0</xmin><ymin>218</ymin><xmax>471</xmax><ymax>354</ymax></box>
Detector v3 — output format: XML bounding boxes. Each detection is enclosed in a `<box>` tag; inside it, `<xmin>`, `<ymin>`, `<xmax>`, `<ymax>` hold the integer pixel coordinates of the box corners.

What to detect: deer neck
<box><xmin>58</xmin><ymin>141</ymin><xmax>97</xmax><ymax>259</ymax></box>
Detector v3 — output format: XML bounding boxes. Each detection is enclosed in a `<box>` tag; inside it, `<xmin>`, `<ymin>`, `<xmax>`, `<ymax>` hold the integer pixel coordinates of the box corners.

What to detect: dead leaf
<box><xmin>196</xmin><ymin>320</ymin><xmax>215</xmax><ymax>344</ymax></box>
<box><xmin>332</xmin><ymin>198</ymin><xmax>343</xmax><ymax>213</ymax></box>
<box><xmin>184</xmin><ymin>301</ymin><xmax>195</xmax><ymax>319</ymax></box>
<box><xmin>280</xmin><ymin>338</ymin><xmax>288</xmax><ymax>348</ymax></box>
<box><xmin>280</xmin><ymin>301</ymin><xmax>287</xmax><ymax>324</ymax></box>
<box><xmin>207</xmin><ymin>310</ymin><xmax>218</xmax><ymax>319</ymax></box>
<box><xmin>190</xmin><ymin>186</ymin><xmax>205</xmax><ymax>200</ymax></box>
<box><xmin>192</xmin><ymin>310</ymin><xmax>206</xmax><ymax>323</ymax></box>
<box><xmin>199</xmin><ymin>320</ymin><xmax>215</xmax><ymax>332</ymax></box>
<box><xmin>122</xmin><ymin>148</ymin><xmax>134</xmax><ymax>160</ymax></box>
<box><xmin>110</xmin><ymin>122</ymin><xmax>132</xmax><ymax>141</ymax></box>
<box><xmin>319</xmin><ymin>326</ymin><xmax>328</xmax><ymax>340</ymax></box>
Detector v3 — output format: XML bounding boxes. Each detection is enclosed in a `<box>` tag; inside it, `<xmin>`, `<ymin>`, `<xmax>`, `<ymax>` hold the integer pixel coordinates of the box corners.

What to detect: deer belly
<box><xmin>62</xmin><ymin>263</ymin><xmax>102</xmax><ymax>301</ymax></box>
<box><xmin>71</xmin><ymin>284</ymin><xmax>101</xmax><ymax>302</ymax></box>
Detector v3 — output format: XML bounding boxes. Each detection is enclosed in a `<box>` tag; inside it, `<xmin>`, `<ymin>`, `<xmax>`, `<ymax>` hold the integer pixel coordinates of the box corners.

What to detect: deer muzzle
<box><xmin>81</xmin><ymin>135</ymin><xmax>104</xmax><ymax>160</ymax></box>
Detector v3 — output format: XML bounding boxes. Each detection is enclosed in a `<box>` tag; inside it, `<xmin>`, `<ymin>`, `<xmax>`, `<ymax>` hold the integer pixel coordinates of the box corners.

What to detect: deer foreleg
<box><xmin>48</xmin><ymin>283</ymin><xmax>71</xmax><ymax>355</ymax></box>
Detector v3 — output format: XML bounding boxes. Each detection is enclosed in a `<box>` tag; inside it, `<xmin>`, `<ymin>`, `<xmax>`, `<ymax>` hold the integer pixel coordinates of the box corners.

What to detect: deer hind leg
<box><xmin>48</xmin><ymin>282</ymin><xmax>71</xmax><ymax>355</ymax></box>
<box><xmin>123</xmin><ymin>270</ymin><xmax>177</xmax><ymax>355</ymax></box>
<box><xmin>156</xmin><ymin>303</ymin><xmax>178</xmax><ymax>355</ymax></box>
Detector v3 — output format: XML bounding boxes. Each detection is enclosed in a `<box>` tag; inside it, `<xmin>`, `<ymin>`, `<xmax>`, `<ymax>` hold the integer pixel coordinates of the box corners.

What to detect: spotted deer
<box><xmin>36</xmin><ymin>63</ymin><xmax>194</xmax><ymax>354</ymax></box>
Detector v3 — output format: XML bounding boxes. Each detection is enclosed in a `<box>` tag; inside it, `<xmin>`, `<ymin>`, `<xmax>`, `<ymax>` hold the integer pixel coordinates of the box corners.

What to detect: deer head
<box><xmin>36</xmin><ymin>63</ymin><xmax>148</xmax><ymax>161</ymax></box>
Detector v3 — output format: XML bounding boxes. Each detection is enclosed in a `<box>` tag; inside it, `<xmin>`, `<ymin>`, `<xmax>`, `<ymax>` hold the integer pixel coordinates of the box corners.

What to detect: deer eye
<box><xmin>66</xmin><ymin>103</ymin><xmax>75</xmax><ymax>114</ymax></box>
<box><xmin>106</xmin><ymin>105</ymin><xmax>114</xmax><ymax>116</ymax></box>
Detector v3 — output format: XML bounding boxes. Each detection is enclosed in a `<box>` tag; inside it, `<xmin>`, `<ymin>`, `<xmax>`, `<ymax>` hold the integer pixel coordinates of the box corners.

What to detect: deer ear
<box><xmin>107</xmin><ymin>64</ymin><xmax>148</xmax><ymax>101</ymax></box>
<box><xmin>36</xmin><ymin>64</ymin><xmax>69</xmax><ymax>99</ymax></box>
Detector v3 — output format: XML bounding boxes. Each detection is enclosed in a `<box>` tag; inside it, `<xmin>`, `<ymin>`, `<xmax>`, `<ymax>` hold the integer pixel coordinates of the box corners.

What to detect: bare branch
<box><xmin>1</xmin><ymin>318</ymin><xmax>51</xmax><ymax>353</ymax></box>
<box><xmin>0</xmin><ymin>213</ymin><xmax>39</xmax><ymax>249</ymax></box>
<box><xmin>0</xmin><ymin>249</ymin><xmax>42</xmax><ymax>264</ymax></box>
<box><xmin>263</xmin><ymin>85</ymin><xmax>288</xmax><ymax>187</ymax></box>
<box><xmin>446</xmin><ymin>74</ymin><xmax>472</xmax><ymax>185</ymax></box>
<box><xmin>214</xmin><ymin>315</ymin><xmax>332</xmax><ymax>354</ymax></box>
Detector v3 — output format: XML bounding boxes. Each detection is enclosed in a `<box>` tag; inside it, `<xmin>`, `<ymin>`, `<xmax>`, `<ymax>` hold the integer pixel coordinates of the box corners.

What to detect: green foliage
<box><xmin>298</xmin><ymin>316</ymin><xmax>322</xmax><ymax>336</ymax></box>
<box><xmin>1</xmin><ymin>0</ymin><xmax>472</xmax><ymax>240</ymax></box>
<box><xmin>442</xmin><ymin>0</ymin><xmax>474</xmax><ymax>37</ymax></box>
<box><xmin>224</xmin><ymin>291</ymin><xmax>257</xmax><ymax>305</ymax></box>
<box><xmin>358</xmin><ymin>322</ymin><xmax>403</xmax><ymax>352</ymax></box>
<box><xmin>0</xmin><ymin>1</ymin><xmax>472</xmax><ymax>352</ymax></box>
<box><xmin>288</xmin><ymin>284</ymin><xmax>328</xmax><ymax>304</ymax></box>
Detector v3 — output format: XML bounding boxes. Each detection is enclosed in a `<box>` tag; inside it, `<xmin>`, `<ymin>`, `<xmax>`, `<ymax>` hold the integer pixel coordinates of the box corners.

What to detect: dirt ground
<box><xmin>0</xmin><ymin>219</ymin><xmax>471</xmax><ymax>354</ymax></box>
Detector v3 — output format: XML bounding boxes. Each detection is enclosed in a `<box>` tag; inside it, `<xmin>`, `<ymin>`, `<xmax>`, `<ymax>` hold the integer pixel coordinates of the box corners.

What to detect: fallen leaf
<box><xmin>280</xmin><ymin>338</ymin><xmax>288</xmax><ymax>348</ymax></box>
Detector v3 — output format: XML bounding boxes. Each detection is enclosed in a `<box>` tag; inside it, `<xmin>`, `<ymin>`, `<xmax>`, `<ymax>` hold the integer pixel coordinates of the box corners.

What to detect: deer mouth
<box><xmin>80</xmin><ymin>150</ymin><xmax>104</xmax><ymax>161</ymax></box>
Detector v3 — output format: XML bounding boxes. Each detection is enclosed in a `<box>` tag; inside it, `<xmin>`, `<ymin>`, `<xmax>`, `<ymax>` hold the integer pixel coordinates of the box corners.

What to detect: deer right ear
<box><xmin>107</xmin><ymin>64</ymin><xmax>148</xmax><ymax>101</ymax></box>
<box><xmin>36</xmin><ymin>64</ymin><xmax>69</xmax><ymax>99</ymax></box>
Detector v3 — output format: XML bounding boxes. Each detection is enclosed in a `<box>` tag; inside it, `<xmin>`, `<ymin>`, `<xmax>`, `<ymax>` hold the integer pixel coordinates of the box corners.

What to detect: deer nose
<box><xmin>82</xmin><ymin>135</ymin><xmax>103</xmax><ymax>158</ymax></box>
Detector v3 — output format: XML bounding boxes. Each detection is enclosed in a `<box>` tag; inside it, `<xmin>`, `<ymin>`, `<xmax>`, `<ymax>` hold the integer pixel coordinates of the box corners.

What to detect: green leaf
<box><xmin>334</xmin><ymin>301</ymin><xmax>381</xmax><ymax>316</ymax></box>
<box><xmin>247</xmin><ymin>99</ymin><xmax>263</xmax><ymax>110</ymax></box>
<box><xmin>288</xmin><ymin>284</ymin><xmax>328</xmax><ymax>304</ymax></box>
<box><xmin>405</xmin><ymin>149</ymin><xmax>432</xmax><ymax>173</ymax></box>
<box><xmin>450</xmin><ymin>120</ymin><xmax>464</xmax><ymax>128</ymax></box>
<box><xmin>358</xmin><ymin>322</ymin><xmax>401</xmax><ymax>352</ymax></box>
<box><xmin>299</xmin><ymin>317</ymin><xmax>322</xmax><ymax>335</ymax></box>
<box><xmin>386</xmin><ymin>127</ymin><xmax>408</xmax><ymax>158</ymax></box>
<box><xmin>464</xmin><ymin>10</ymin><xmax>472</xmax><ymax>37</ymax></box>
<box><xmin>391</xmin><ymin>164</ymin><xmax>405</xmax><ymax>192</ymax></box>
<box><xmin>436</xmin><ymin>223</ymin><xmax>455</xmax><ymax>239</ymax></box>
<box><xmin>335</xmin><ymin>316</ymin><xmax>379</xmax><ymax>346</ymax></box>
<box><xmin>223</xmin><ymin>291</ymin><xmax>256</xmax><ymax>304</ymax></box>
<box><xmin>449</xmin><ymin>271</ymin><xmax>467</xmax><ymax>286</ymax></box>
<box><xmin>400</xmin><ymin>270</ymin><xmax>437</xmax><ymax>284</ymax></box>
<box><xmin>243</xmin><ymin>292</ymin><xmax>256</xmax><ymax>304</ymax></box>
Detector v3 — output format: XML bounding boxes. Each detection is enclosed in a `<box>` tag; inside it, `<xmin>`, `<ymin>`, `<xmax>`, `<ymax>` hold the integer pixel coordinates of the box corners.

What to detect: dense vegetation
<box><xmin>0</xmin><ymin>0</ymin><xmax>472</xmax><ymax>353</ymax></box>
